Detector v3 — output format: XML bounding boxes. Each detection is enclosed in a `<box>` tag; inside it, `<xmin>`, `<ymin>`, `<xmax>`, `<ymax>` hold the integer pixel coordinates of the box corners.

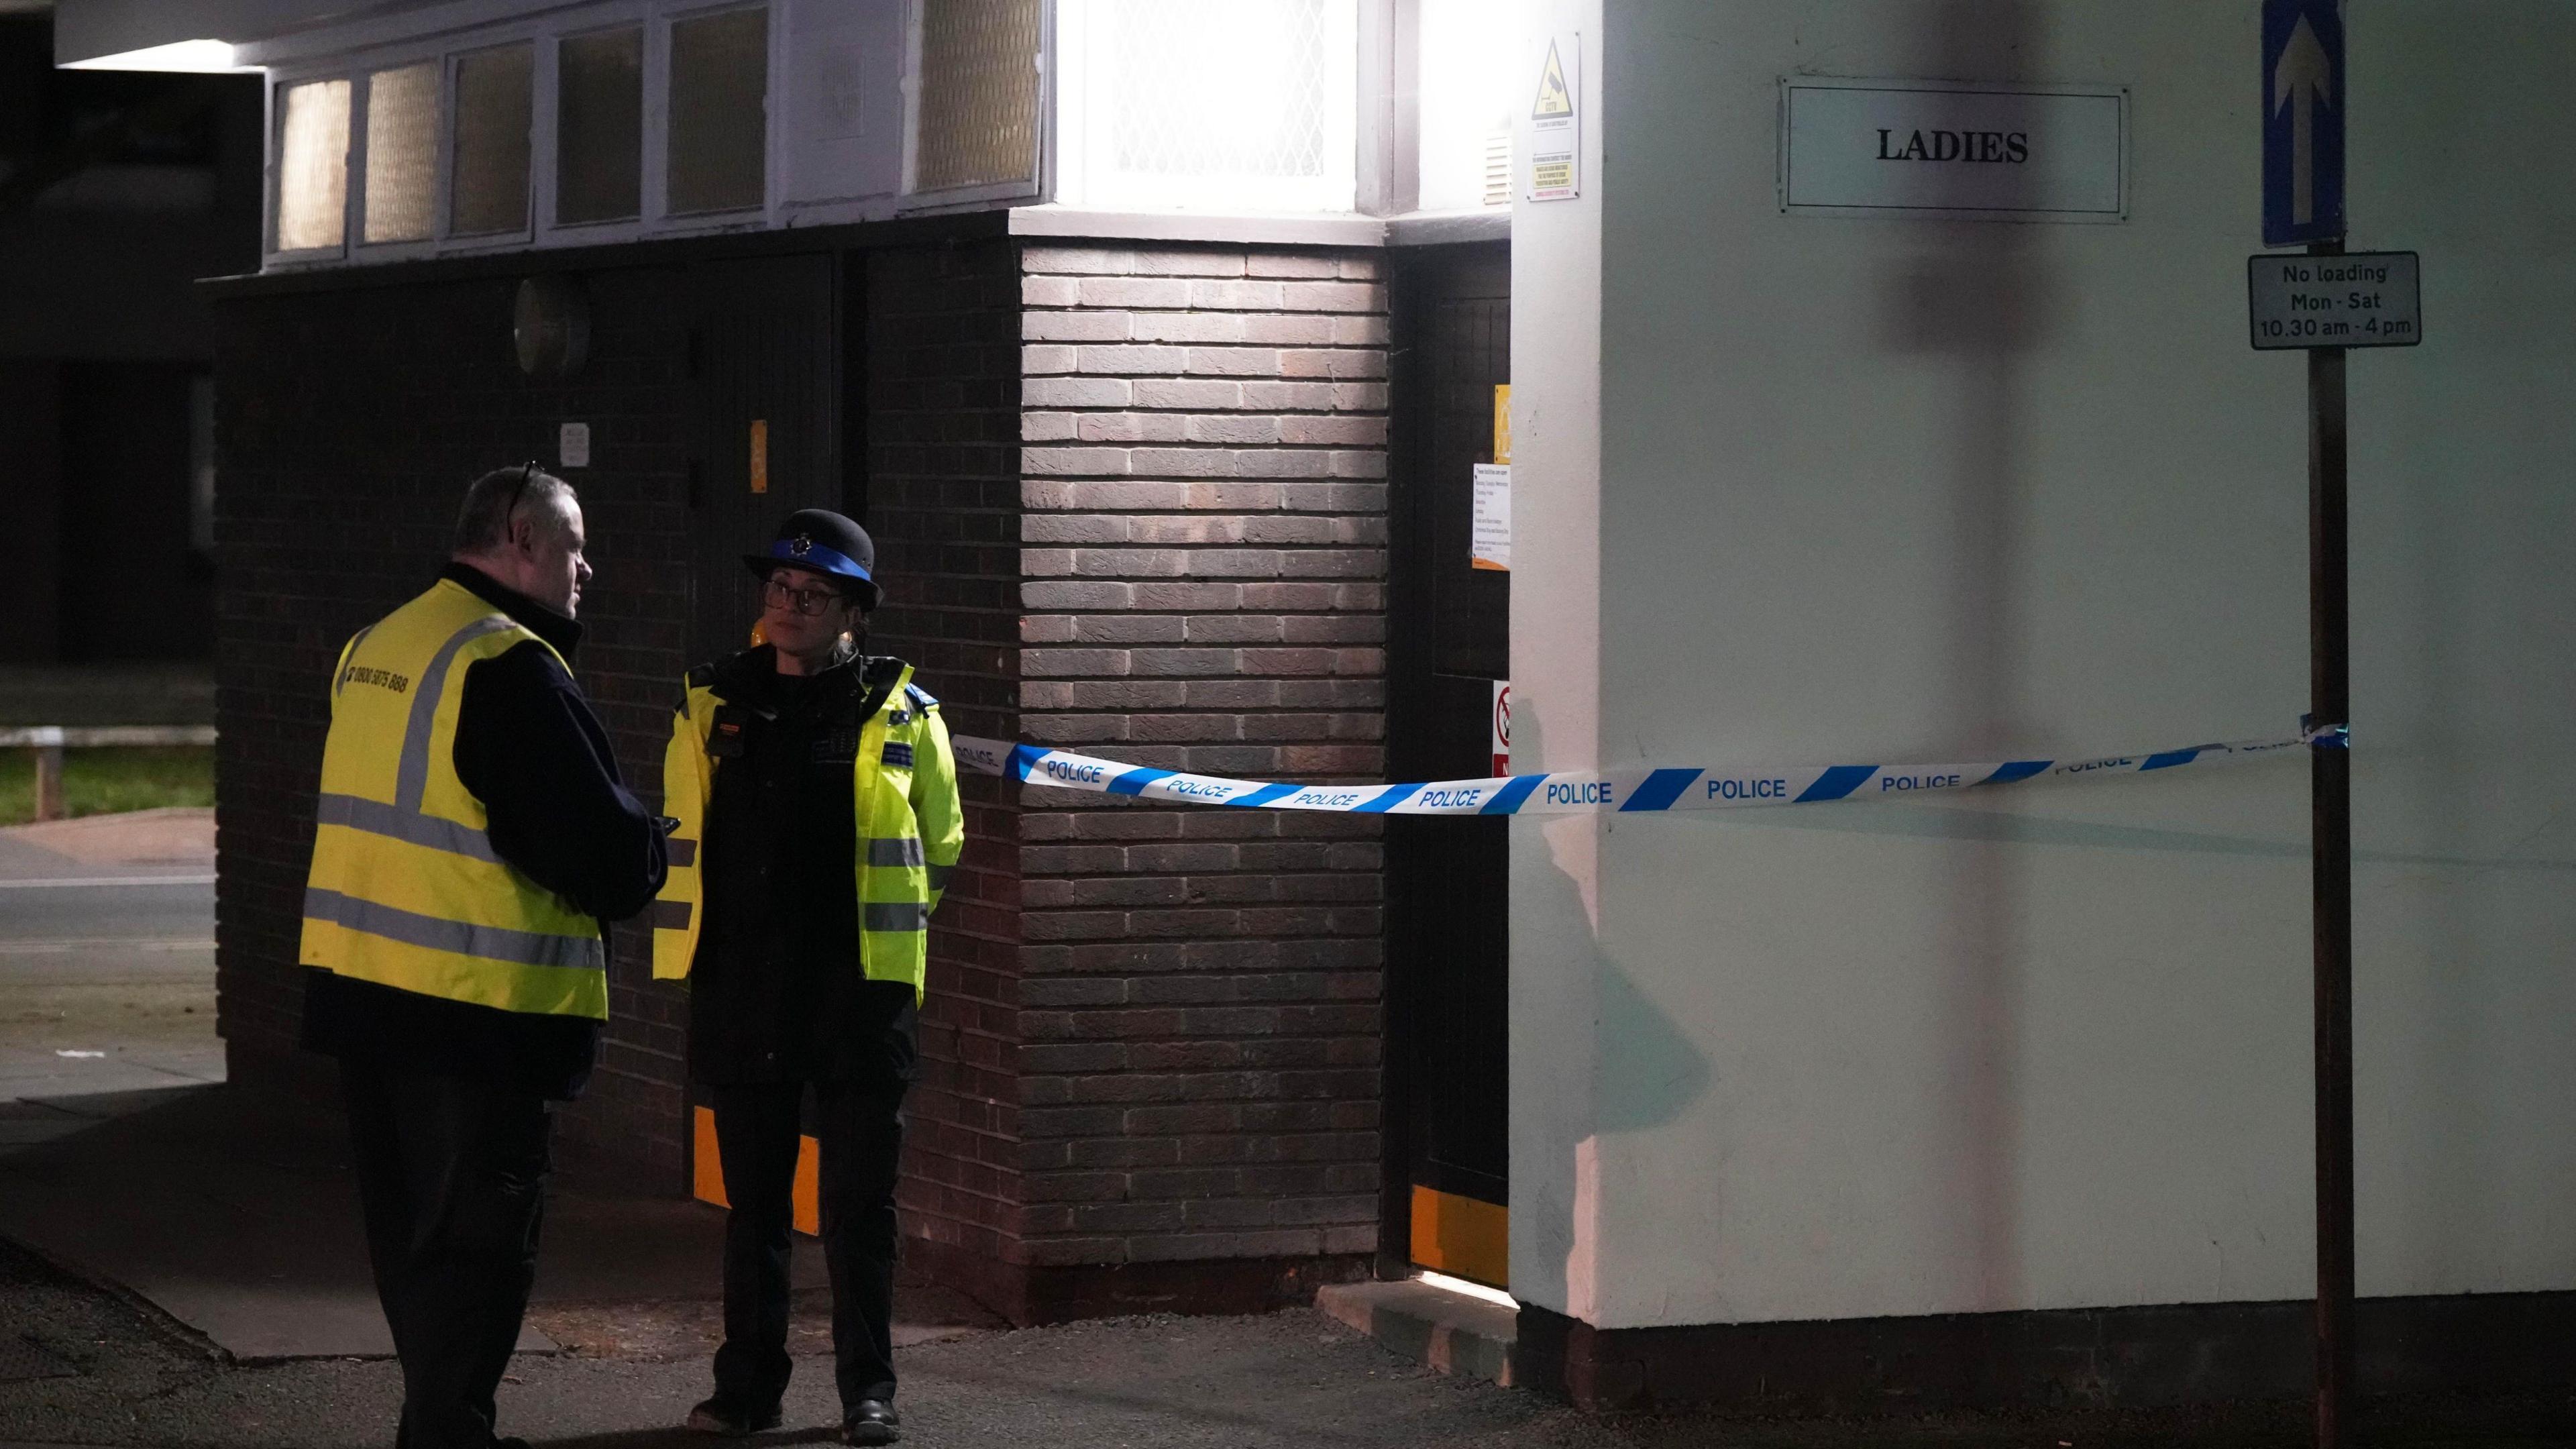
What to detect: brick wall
<box><xmin>1003</xmin><ymin>242</ymin><xmax>1390</xmax><ymax>1311</ymax></box>
<box><xmin>861</xmin><ymin>241</ymin><xmax>1030</xmax><ymax>1281</ymax></box>
<box><xmin>208</xmin><ymin>231</ymin><xmax>1395</xmax><ymax>1325</ymax></box>
<box><xmin>209</xmin><ymin>266</ymin><xmax>698</xmax><ymax>1171</ymax></box>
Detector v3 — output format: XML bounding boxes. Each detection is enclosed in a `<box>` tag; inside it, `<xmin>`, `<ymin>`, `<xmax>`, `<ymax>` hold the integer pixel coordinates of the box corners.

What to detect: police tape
<box><xmin>948</xmin><ymin>723</ymin><xmax>2345</xmax><ymax>818</ymax></box>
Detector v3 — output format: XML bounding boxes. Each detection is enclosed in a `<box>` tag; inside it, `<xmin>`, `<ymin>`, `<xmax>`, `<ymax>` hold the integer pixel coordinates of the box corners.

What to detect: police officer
<box><xmin>301</xmin><ymin>464</ymin><xmax>669</xmax><ymax>1449</ymax></box>
<box><xmin>653</xmin><ymin>509</ymin><xmax>963</xmax><ymax>1446</ymax></box>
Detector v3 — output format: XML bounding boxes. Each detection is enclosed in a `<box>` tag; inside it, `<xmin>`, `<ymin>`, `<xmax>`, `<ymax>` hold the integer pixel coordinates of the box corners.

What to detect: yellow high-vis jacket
<box><xmin>651</xmin><ymin>656</ymin><xmax>963</xmax><ymax>1000</ymax></box>
<box><xmin>299</xmin><ymin>579</ymin><xmax>609</xmax><ymax>1020</ymax></box>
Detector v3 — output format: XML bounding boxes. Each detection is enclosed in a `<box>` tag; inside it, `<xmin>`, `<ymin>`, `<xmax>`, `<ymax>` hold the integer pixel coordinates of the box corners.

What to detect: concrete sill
<box><xmin>1316</xmin><ymin>1277</ymin><xmax>1517</xmax><ymax>1386</ymax></box>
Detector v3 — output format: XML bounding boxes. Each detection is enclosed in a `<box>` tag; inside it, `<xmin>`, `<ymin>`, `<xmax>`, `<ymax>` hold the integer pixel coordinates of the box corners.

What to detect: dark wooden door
<box><xmin>1383</xmin><ymin>241</ymin><xmax>1511</xmax><ymax>1285</ymax></box>
<box><xmin>684</xmin><ymin>254</ymin><xmax>845</xmax><ymax>665</ymax></box>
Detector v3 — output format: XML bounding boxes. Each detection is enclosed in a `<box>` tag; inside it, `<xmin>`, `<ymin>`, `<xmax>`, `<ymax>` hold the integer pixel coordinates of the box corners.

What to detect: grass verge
<box><xmin>0</xmin><ymin>747</ymin><xmax>214</xmax><ymax>826</ymax></box>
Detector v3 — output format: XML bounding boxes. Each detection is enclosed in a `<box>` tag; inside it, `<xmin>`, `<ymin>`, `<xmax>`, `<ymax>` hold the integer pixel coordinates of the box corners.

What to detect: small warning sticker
<box><xmin>1532</xmin><ymin>43</ymin><xmax>1572</xmax><ymax>119</ymax></box>
<box><xmin>1528</xmin><ymin>34</ymin><xmax>1579</xmax><ymax>202</ymax></box>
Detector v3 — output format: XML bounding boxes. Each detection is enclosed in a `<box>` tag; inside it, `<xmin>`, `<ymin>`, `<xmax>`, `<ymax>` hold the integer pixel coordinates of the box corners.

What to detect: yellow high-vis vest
<box><xmin>651</xmin><ymin>658</ymin><xmax>963</xmax><ymax>1000</ymax></box>
<box><xmin>299</xmin><ymin>579</ymin><xmax>609</xmax><ymax>1019</ymax></box>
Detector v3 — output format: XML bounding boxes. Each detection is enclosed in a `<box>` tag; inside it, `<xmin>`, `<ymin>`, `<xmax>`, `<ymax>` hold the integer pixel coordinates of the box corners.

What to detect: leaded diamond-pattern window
<box><xmin>273</xmin><ymin>78</ymin><xmax>350</xmax><ymax>252</ymax></box>
<box><xmin>1109</xmin><ymin>0</ymin><xmax>1328</xmax><ymax>179</ymax></box>
<box><xmin>362</xmin><ymin>62</ymin><xmax>438</xmax><ymax>243</ymax></box>
<box><xmin>914</xmin><ymin>0</ymin><xmax>1041</xmax><ymax>193</ymax></box>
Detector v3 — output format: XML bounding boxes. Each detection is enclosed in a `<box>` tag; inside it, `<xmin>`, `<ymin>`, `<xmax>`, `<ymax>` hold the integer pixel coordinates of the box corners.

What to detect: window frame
<box><xmin>260</xmin><ymin>0</ymin><xmax>1154</xmax><ymax>270</ymax></box>
<box><xmin>653</xmin><ymin>0</ymin><xmax>780</xmax><ymax>232</ymax></box>
<box><xmin>441</xmin><ymin>35</ymin><xmax>545</xmax><ymax>252</ymax></box>
<box><xmin>899</xmin><ymin>0</ymin><xmax>1051</xmax><ymax>211</ymax></box>
<box><xmin>545</xmin><ymin>7</ymin><xmax>655</xmax><ymax>243</ymax></box>
<box><xmin>1047</xmin><ymin>0</ymin><xmax>1360</xmax><ymax>215</ymax></box>
<box><xmin>350</xmin><ymin>56</ymin><xmax>447</xmax><ymax>260</ymax></box>
<box><xmin>263</xmin><ymin>69</ymin><xmax>356</xmax><ymax>268</ymax></box>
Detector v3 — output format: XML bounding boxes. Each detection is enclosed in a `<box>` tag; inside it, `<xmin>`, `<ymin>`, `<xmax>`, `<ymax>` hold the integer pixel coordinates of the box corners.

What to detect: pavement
<box><xmin>4</xmin><ymin>813</ymin><xmax>2573</xmax><ymax>1448</ymax></box>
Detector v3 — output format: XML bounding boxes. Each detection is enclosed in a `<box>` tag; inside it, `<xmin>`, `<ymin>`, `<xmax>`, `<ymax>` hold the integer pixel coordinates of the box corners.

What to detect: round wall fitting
<box><xmin>513</xmin><ymin>275</ymin><xmax>592</xmax><ymax>380</ymax></box>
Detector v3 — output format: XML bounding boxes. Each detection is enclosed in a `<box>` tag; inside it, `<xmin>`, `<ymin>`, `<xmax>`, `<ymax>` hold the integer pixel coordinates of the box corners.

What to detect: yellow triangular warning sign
<box><xmin>1532</xmin><ymin>42</ymin><xmax>1572</xmax><ymax>119</ymax></box>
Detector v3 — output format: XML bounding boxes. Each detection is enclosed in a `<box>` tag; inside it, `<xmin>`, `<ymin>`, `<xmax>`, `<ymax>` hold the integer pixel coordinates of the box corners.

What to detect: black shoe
<box><xmin>686</xmin><ymin>1394</ymin><xmax>784</xmax><ymax>1436</ymax></box>
<box><xmin>841</xmin><ymin>1399</ymin><xmax>901</xmax><ymax>1445</ymax></box>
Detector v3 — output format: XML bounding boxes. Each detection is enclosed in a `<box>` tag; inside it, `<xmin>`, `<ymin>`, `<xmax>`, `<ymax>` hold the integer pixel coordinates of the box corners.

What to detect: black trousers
<box><xmin>707</xmin><ymin>1072</ymin><xmax>909</xmax><ymax>1410</ymax></box>
<box><xmin>340</xmin><ymin>1058</ymin><xmax>553</xmax><ymax>1449</ymax></box>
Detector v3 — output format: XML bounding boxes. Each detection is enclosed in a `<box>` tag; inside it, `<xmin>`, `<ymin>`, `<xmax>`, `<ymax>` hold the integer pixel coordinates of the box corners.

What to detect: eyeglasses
<box><xmin>763</xmin><ymin>578</ymin><xmax>845</xmax><ymax>616</ymax></box>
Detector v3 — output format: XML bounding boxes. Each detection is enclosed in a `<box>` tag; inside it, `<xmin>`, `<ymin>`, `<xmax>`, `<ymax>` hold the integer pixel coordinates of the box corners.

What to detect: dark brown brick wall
<box><xmin>1008</xmin><ymin>242</ymin><xmax>1389</xmax><ymax>1283</ymax></box>
<box><xmin>861</xmin><ymin>240</ymin><xmax>1028</xmax><ymax>1275</ymax></box>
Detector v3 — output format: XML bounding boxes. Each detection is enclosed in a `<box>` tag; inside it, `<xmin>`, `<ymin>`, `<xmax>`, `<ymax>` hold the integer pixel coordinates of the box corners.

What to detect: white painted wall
<box><xmin>1506</xmin><ymin>0</ymin><xmax>1607</xmax><ymax>1326</ymax></box>
<box><xmin>1509</xmin><ymin>0</ymin><xmax>2576</xmax><ymax>1330</ymax></box>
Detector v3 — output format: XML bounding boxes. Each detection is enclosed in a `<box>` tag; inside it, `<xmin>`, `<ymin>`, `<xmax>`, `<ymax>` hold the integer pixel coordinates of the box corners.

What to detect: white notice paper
<box><xmin>1471</xmin><ymin>464</ymin><xmax>1510</xmax><ymax>571</ymax></box>
<box><xmin>559</xmin><ymin>421</ymin><xmax>591</xmax><ymax>470</ymax></box>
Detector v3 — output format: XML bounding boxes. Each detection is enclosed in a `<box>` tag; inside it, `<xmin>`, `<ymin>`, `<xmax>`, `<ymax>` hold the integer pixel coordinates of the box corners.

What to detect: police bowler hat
<box><xmin>745</xmin><ymin>508</ymin><xmax>880</xmax><ymax>609</ymax></box>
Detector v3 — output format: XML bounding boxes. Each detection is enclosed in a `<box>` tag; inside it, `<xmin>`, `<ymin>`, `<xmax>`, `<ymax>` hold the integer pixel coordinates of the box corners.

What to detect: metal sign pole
<box><xmin>2307</xmin><ymin>235</ymin><xmax>2355</xmax><ymax>1449</ymax></box>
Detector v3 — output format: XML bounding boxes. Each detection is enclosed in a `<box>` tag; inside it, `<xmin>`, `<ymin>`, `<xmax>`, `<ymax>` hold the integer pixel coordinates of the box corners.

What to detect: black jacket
<box><xmin>685</xmin><ymin>643</ymin><xmax>917</xmax><ymax>1085</ymax></box>
<box><xmin>302</xmin><ymin>564</ymin><xmax>668</xmax><ymax>1099</ymax></box>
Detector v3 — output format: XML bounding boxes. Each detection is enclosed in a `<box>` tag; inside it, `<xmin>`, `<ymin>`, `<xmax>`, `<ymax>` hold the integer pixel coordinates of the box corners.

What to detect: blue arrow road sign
<box><xmin>2263</xmin><ymin>0</ymin><xmax>2345</xmax><ymax>246</ymax></box>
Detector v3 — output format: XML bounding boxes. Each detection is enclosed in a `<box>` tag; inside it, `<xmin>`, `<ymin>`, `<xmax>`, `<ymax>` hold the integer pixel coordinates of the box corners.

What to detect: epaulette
<box><xmin>681</xmin><ymin>649</ymin><xmax>759</xmax><ymax>714</ymax></box>
<box><xmin>904</xmin><ymin>682</ymin><xmax>937</xmax><ymax>709</ymax></box>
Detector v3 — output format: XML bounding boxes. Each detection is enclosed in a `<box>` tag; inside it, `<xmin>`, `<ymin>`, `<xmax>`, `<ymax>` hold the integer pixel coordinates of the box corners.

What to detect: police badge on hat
<box><xmin>744</xmin><ymin>508</ymin><xmax>882</xmax><ymax>610</ymax></box>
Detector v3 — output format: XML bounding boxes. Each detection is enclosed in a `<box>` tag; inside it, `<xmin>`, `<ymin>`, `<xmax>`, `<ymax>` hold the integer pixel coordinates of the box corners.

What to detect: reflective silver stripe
<box><xmin>666</xmin><ymin>837</ymin><xmax>698</xmax><ymax>869</ymax></box>
<box><xmin>865</xmin><ymin>837</ymin><xmax>924</xmax><ymax>867</ymax></box>
<box><xmin>649</xmin><ymin>898</ymin><xmax>692</xmax><ymax>931</ymax></box>
<box><xmin>303</xmin><ymin>886</ymin><xmax>604</xmax><ymax>971</ymax></box>
<box><xmin>862</xmin><ymin>902</ymin><xmax>929</xmax><ymax>933</ymax></box>
<box><xmin>928</xmin><ymin>863</ymin><xmax>955</xmax><ymax>893</ymax></box>
<box><xmin>394</xmin><ymin>614</ymin><xmax>519</xmax><ymax>811</ymax></box>
<box><xmin>315</xmin><ymin>792</ymin><xmax>502</xmax><ymax>863</ymax></box>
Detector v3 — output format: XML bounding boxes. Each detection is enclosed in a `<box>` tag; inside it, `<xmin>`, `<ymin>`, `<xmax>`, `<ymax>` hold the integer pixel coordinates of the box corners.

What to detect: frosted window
<box><xmin>667</xmin><ymin>7</ymin><xmax>768</xmax><ymax>214</ymax></box>
<box><xmin>914</xmin><ymin>0</ymin><xmax>1038</xmax><ymax>192</ymax></box>
<box><xmin>451</xmin><ymin>44</ymin><xmax>533</xmax><ymax>236</ymax></box>
<box><xmin>273</xmin><ymin>79</ymin><xmax>350</xmax><ymax>252</ymax></box>
<box><xmin>557</xmin><ymin>27</ymin><xmax>643</xmax><ymax>224</ymax></box>
<box><xmin>1053</xmin><ymin>0</ymin><xmax>1354</xmax><ymax>211</ymax></box>
<box><xmin>1417</xmin><ymin>0</ymin><xmax>1532</xmax><ymax>212</ymax></box>
<box><xmin>1111</xmin><ymin>1</ymin><xmax>1326</xmax><ymax>178</ymax></box>
<box><xmin>362</xmin><ymin>62</ymin><xmax>439</xmax><ymax>243</ymax></box>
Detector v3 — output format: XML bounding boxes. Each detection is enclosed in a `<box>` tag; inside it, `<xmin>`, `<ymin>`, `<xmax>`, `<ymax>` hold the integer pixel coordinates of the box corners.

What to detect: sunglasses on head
<box><xmin>503</xmin><ymin>461</ymin><xmax>540</xmax><ymax>542</ymax></box>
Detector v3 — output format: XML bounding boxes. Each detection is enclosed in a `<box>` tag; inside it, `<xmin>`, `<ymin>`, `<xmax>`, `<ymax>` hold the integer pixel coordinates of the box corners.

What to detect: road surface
<box><xmin>0</xmin><ymin>812</ymin><xmax>221</xmax><ymax>1150</ymax></box>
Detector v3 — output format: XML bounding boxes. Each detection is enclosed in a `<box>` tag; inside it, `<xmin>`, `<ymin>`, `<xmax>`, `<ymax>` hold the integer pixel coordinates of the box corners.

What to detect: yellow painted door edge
<box><xmin>1409</xmin><ymin>1183</ymin><xmax>1507</xmax><ymax>1289</ymax></box>
<box><xmin>691</xmin><ymin>1104</ymin><xmax>821</xmax><ymax>1236</ymax></box>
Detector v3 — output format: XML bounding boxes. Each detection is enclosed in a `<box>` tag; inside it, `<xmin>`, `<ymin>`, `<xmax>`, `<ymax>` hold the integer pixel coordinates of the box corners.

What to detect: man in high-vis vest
<box><xmin>301</xmin><ymin>464</ymin><xmax>667</xmax><ymax>1449</ymax></box>
<box><xmin>654</xmin><ymin>509</ymin><xmax>961</xmax><ymax>1446</ymax></box>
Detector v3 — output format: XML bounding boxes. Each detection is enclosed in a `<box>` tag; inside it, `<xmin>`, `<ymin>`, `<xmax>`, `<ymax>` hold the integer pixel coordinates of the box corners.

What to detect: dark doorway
<box><xmin>679</xmin><ymin>250</ymin><xmax>862</xmax><ymax>1221</ymax></box>
<box><xmin>1382</xmin><ymin>241</ymin><xmax>1510</xmax><ymax>1287</ymax></box>
<box><xmin>56</xmin><ymin>362</ymin><xmax>215</xmax><ymax>661</ymax></box>
<box><xmin>684</xmin><ymin>254</ymin><xmax>847</xmax><ymax>664</ymax></box>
